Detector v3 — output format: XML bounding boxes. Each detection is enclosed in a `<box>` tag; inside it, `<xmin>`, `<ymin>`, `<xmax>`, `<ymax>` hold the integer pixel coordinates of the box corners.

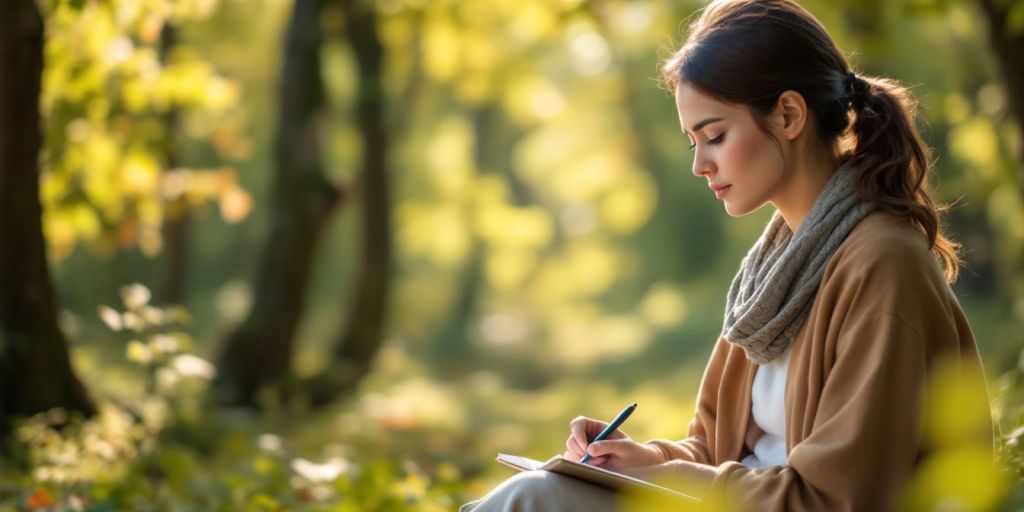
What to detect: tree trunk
<box><xmin>0</xmin><ymin>0</ymin><xmax>94</xmax><ymax>433</ymax></box>
<box><xmin>213</xmin><ymin>0</ymin><xmax>342</xmax><ymax>407</ymax></box>
<box><xmin>978</xmin><ymin>0</ymin><xmax>1024</xmax><ymax>188</ymax></box>
<box><xmin>158</xmin><ymin>23</ymin><xmax>190</xmax><ymax>306</ymax></box>
<box><xmin>161</xmin><ymin>199</ymin><xmax>190</xmax><ymax>305</ymax></box>
<box><xmin>307</xmin><ymin>0</ymin><xmax>392</xmax><ymax>407</ymax></box>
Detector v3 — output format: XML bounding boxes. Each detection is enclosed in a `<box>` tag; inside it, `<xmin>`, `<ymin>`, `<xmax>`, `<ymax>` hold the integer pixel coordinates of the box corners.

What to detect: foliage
<box><xmin>371</xmin><ymin>0</ymin><xmax>703</xmax><ymax>375</ymax></box>
<box><xmin>3</xmin><ymin>329</ymin><xmax>1021</xmax><ymax>509</ymax></box>
<box><xmin>995</xmin><ymin>352</ymin><xmax>1024</xmax><ymax>509</ymax></box>
<box><xmin>0</xmin><ymin>286</ymin><xmax>479</xmax><ymax>510</ymax></box>
<box><xmin>39</xmin><ymin>0</ymin><xmax>252</xmax><ymax>260</ymax></box>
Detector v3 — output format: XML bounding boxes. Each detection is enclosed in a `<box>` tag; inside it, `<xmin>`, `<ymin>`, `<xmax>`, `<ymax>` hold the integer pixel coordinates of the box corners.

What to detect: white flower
<box><xmin>170</xmin><ymin>354</ymin><xmax>216</xmax><ymax>379</ymax></box>
<box><xmin>150</xmin><ymin>334</ymin><xmax>179</xmax><ymax>354</ymax></box>
<box><xmin>98</xmin><ymin>305</ymin><xmax>122</xmax><ymax>331</ymax></box>
<box><xmin>290</xmin><ymin>457</ymin><xmax>350</xmax><ymax>483</ymax></box>
<box><xmin>120</xmin><ymin>283</ymin><xmax>151</xmax><ymax>310</ymax></box>
<box><xmin>258</xmin><ymin>433</ymin><xmax>283</xmax><ymax>453</ymax></box>
<box><xmin>156</xmin><ymin>367</ymin><xmax>180</xmax><ymax>392</ymax></box>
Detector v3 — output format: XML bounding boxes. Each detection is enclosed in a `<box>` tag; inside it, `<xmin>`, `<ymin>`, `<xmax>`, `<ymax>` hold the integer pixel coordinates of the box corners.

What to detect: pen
<box><xmin>579</xmin><ymin>402</ymin><xmax>637</xmax><ymax>464</ymax></box>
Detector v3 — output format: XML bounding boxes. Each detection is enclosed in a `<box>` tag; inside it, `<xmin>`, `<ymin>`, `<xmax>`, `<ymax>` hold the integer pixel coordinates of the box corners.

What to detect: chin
<box><xmin>723</xmin><ymin>199</ymin><xmax>766</xmax><ymax>217</ymax></box>
<box><xmin>723</xmin><ymin>202</ymin><xmax>750</xmax><ymax>217</ymax></box>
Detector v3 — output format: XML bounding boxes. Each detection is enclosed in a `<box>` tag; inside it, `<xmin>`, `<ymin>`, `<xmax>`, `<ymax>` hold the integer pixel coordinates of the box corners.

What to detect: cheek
<box><xmin>727</xmin><ymin>129</ymin><xmax>781</xmax><ymax>176</ymax></box>
<box><xmin>723</xmin><ymin>130</ymin><xmax>783</xmax><ymax>215</ymax></box>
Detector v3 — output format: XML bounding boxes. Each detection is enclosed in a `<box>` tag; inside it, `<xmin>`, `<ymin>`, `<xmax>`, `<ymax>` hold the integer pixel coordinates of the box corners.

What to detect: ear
<box><xmin>773</xmin><ymin>90</ymin><xmax>808</xmax><ymax>141</ymax></box>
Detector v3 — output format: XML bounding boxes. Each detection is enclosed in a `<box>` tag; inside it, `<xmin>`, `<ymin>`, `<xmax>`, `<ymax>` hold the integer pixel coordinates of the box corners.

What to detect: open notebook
<box><xmin>496</xmin><ymin>453</ymin><xmax>701</xmax><ymax>503</ymax></box>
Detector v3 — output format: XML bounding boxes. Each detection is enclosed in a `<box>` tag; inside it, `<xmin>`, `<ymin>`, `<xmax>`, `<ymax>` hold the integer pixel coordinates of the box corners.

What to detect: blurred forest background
<box><xmin>1</xmin><ymin>0</ymin><xmax>1023</xmax><ymax>509</ymax></box>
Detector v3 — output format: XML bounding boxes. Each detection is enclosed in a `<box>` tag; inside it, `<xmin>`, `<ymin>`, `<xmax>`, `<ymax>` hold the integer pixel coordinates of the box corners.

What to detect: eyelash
<box><xmin>688</xmin><ymin>133</ymin><xmax>725</xmax><ymax>152</ymax></box>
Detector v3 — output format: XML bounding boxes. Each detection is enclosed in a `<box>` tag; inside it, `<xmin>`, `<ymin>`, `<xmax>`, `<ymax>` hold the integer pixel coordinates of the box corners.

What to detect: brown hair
<box><xmin>662</xmin><ymin>0</ymin><xmax>961</xmax><ymax>282</ymax></box>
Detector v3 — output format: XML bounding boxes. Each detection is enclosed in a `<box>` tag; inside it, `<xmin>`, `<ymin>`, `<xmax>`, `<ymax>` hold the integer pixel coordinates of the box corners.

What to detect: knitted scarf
<box><xmin>722</xmin><ymin>162</ymin><xmax>875</xmax><ymax>364</ymax></box>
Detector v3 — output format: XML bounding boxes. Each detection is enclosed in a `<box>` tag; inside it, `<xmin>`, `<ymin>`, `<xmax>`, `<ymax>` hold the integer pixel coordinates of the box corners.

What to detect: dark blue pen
<box><xmin>579</xmin><ymin>402</ymin><xmax>637</xmax><ymax>464</ymax></box>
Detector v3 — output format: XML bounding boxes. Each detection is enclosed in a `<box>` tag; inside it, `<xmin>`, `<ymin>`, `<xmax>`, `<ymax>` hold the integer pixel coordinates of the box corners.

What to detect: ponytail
<box><xmin>847</xmin><ymin>74</ymin><xmax>961</xmax><ymax>282</ymax></box>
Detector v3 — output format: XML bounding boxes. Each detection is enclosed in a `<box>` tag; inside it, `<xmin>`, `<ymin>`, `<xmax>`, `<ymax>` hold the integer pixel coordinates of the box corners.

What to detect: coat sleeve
<box><xmin>643</xmin><ymin>335</ymin><xmax>733</xmax><ymax>465</ymax></box>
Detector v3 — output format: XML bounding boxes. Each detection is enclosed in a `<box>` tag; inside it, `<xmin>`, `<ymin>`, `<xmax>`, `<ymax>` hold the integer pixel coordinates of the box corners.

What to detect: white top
<box><xmin>740</xmin><ymin>347</ymin><xmax>791</xmax><ymax>468</ymax></box>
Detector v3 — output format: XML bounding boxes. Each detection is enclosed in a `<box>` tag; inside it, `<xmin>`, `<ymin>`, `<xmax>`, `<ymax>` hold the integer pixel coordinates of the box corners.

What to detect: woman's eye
<box><xmin>708</xmin><ymin>133</ymin><xmax>725</xmax><ymax>145</ymax></box>
<box><xmin>688</xmin><ymin>141</ymin><xmax>697</xmax><ymax>152</ymax></box>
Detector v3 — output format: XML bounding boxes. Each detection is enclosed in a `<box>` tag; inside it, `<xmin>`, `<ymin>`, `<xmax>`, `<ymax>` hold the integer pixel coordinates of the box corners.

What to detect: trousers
<box><xmin>460</xmin><ymin>471</ymin><xmax>619</xmax><ymax>512</ymax></box>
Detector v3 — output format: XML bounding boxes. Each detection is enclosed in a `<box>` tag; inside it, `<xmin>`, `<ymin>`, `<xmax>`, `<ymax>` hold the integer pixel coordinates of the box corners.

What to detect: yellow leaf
<box><xmin>43</xmin><ymin>209</ymin><xmax>77</xmax><ymax>260</ymax></box>
<box><xmin>204</xmin><ymin>76</ymin><xmax>239</xmax><ymax>111</ymax></box>
<box><xmin>563</xmin><ymin>243</ymin><xmax>617</xmax><ymax>296</ymax></box>
<box><xmin>219</xmin><ymin>185</ymin><xmax>253</xmax><ymax>224</ymax></box>
<box><xmin>455</xmin><ymin>73</ymin><xmax>493</xmax><ymax>104</ymax></box>
<box><xmin>942</xmin><ymin>93</ymin><xmax>970</xmax><ymax>124</ymax></box>
<box><xmin>641</xmin><ymin>283</ymin><xmax>689</xmax><ymax>328</ymax></box>
<box><xmin>485</xmin><ymin>249</ymin><xmax>537</xmax><ymax>290</ymax></box>
<box><xmin>949</xmin><ymin>116</ymin><xmax>999</xmax><ymax>174</ymax></box>
<box><xmin>476</xmin><ymin>204</ymin><xmax>553</xmax><ymax>249</ymax></box>
<box><xmin>139</xmin><ymin>225</ymin><xmax>163</xmax><ymax>256</ymax></box>
<box><xmin>122</xmin><ymin>77</ymin><xmax>150</xmax><ymax>112</ymax></box>
<box><xmin>503</xmin><ymin>75</ymin><xmax>564</xmax><ymax>124</ymax></box>
<box><xmin>508</xmin><ymin>1</ymin><xmax>558</xmax><ymax>43</ymax></box>
<box><xmin>898</xmin><ymin>445</ymin><xmax>1008</xmax><ymax>511</ymax></box>
<box><xmin>426</xmin><ymin>117</ymin><xmax>474</xmax><ymax>193</ymax></box>
<box><xmin>126</xmin><ymin>340</ymin><xmax>152</xmax><ymax>365</ymax></box>
<box><xmin>71</xmin><ymin>204</ymin><xmax>101</xmax><ymax>239</ymax></box>
<box><xmin>424</xmin><ymin>19</ymin><xmax>460</xmax><ymax>81</ymax></box>
<box><xmin>601</xmin><ymin>173</ymin><xmax>657</xmax><ymax>234</ymax></box>
<box><xmin>118</xmin><ymin>153</ymin><xmax>160</xmax><ymax>194</ymax></box>
<box><xmin>920</xmin><ymin>355</ymin><xmax>994</xmax><ymax>448</ymax></box>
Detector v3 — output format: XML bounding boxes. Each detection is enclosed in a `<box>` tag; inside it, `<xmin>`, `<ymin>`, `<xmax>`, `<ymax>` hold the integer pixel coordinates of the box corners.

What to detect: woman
<box><xmin>463</xmin><ymin>0</ymin><xmax>993</xmax><ymax>510</ymax></box>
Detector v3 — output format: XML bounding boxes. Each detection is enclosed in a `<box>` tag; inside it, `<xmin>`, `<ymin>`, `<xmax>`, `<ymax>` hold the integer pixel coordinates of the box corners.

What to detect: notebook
<box><xmin>495</xmin><ymin>453</ymin><xmax>701</xmax><ymax>503</ymax></box>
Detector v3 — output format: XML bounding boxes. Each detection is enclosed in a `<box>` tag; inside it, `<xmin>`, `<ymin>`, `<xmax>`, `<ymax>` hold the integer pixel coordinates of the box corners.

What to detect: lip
<box><xmin>710</xmin><ymin>184</ymin><xmax>732</xmax><ymax>199</ymax></box>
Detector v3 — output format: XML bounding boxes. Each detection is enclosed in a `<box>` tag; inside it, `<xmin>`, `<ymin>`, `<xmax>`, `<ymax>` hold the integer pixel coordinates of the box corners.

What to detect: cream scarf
<box><xmin>723</xmin><ymin>162</ymin><xmax>874</xmax><ymax>364</ymax></box>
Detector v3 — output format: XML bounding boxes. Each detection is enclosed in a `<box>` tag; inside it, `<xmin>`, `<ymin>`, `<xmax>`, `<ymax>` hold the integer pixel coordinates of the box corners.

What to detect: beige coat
<box><xmin>644</xmin><ymin>211</ymin><xmax>993</xmax><ymax>511</ymax></box>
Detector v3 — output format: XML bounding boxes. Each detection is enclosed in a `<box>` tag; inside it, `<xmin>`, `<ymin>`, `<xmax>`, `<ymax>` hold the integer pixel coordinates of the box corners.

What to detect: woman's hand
<box><xmin>563</xmin><ymin>416</ymin><xmax>666</xmax><ymax>472</ymax></box>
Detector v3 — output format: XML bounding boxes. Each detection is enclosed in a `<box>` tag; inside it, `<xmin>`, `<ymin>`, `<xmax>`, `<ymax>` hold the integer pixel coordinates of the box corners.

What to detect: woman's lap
<box><xmin>461</xmin><ymin>471</ymin><xmax>619</xmax><ymax>512</ymax></box>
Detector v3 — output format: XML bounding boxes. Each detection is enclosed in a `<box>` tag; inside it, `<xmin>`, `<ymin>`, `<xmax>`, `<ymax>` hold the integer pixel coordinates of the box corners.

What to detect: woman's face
<box><xmin>674</xmin><ymin>82</ymin><xmax>787</xmax><ymax>217</ymax></box>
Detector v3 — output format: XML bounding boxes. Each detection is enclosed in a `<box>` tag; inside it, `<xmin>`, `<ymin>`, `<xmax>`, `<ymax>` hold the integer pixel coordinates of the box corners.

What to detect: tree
<box><xmin>0</xmin><ymin>0</ymin><xmax>94</xmax><ymax>434</ymax></box>
<box><xmin>213</xmin><ymin>0</ymin><xmax>344</xmax><ymax>407</ymax></box>
<box><xmin>158</xmin><ymin>22</ymin><xmax>191</xmax><ymax>306</ymax></box>
<box><xmin>37</xmin><ymin>0</ymin><xmax>247</xmax><ymax>263</ymax></box>
<box><xmin>978</xmin><ymin>0</ymin><xmax>1024</xmax><ymax>187</ymax></box>
<box><xmin>307</xmin><ymin>0</ymin><xmax>393</xmax><ymax>407</ymax></box>
<box><xmin>214</xmin><ymin>0</ymin><xmax>394</xmax><ymax>409</ymax></box>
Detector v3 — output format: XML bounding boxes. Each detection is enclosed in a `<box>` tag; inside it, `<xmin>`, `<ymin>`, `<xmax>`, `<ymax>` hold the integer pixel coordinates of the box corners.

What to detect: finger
<box><xmin>587</xmin><ymin>439</ymin><xmax>635</xmax><ymax>458</ymax></box>
<box><xmin>565</xmin><ymin>436</ymin><xmax>585</xmax><ymax>459</ymax></box>
<box><xmin>570</xmin><ymin>417</ymin><xmax>600</xmax><ymax>452</ymax></box>
<box><xmin>570</xmin><ymin>417</ymin><xmax>589</xmax><ymax>449</ymax></box>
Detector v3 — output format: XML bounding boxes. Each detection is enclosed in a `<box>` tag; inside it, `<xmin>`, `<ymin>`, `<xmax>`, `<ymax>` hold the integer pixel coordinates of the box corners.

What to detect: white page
<box><xmin>496</xmin><ymin>453</ymin><xmax>547</xmax><ymax>471</ymax></box>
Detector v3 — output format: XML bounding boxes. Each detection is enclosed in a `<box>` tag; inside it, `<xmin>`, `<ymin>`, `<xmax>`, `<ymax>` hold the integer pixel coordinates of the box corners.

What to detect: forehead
<box><xmin>674</xmin><ymin>83</ymin><xmax>744</xmax><ymax>132</ymax></box>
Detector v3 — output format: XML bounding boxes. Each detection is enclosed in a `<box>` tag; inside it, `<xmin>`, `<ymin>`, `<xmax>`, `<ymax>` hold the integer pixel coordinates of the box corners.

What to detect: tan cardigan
<box><xmin>644</xmin><ymin>211</ymin><xmax>992</xmax><ymax>511</ymax></box>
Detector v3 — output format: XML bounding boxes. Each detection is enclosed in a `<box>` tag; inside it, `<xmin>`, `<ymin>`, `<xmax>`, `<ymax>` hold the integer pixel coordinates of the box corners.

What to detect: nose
<box><xmin>691</xmin><ymin>149</ymin><xmax>715</xmax><ymax>177</ymax></box>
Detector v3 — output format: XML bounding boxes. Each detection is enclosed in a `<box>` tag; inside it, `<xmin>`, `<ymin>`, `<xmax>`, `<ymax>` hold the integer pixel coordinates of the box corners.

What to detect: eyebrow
<box><xmin>684</xmin><ymin>117</ymin><xmax>724</xmax><ymax>135</ymax></box>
